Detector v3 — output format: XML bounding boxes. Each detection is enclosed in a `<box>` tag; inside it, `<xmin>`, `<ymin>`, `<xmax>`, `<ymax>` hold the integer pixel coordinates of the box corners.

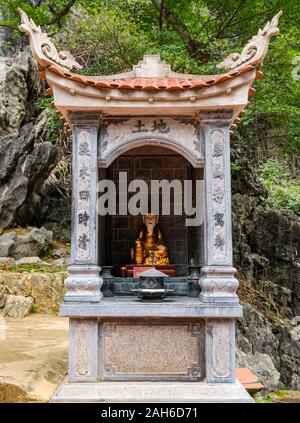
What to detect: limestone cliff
<box><xmin>0</xmin><ymin>49</ymin><xmax>61</xmax><ymax>234</ymax></box>
<box><xmin>231</xmin><ymin>153</ymin><xmax>300</xmax><ymax>390</ymax></box>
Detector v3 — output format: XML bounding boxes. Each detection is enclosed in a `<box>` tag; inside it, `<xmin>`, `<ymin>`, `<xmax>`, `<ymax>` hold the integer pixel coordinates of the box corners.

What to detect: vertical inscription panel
<box><xmin>75</xmin><ymin>129</ymin><xmax>92</xmax><ymax>262</ymax></box>
<box><xmin>69</xmin><ymin>318</ymin><xmax>98</xmax><ymax>382</ymax></box>
<box><xmin>202</xmin><ymin>121</ymin><xmax>234</xmax><ymax>266</ymax></box>
<box><xmin>99</xmin><ymin>320</ymin><xmax>205</xmax><ymax>381</ymax></box>
<box><xmin>205</xmin><ymin>319</ymin><xmax>235</xmax><ymax>383</ymax></box>
<box><xmin>210</xmin><ymin>129</ymin><xmax>227</xmax><ymax>262</ymax></box>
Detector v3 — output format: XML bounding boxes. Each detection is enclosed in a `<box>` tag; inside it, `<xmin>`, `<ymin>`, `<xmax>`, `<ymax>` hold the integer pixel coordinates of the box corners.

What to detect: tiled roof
<box><xmin>47</xmin><ymin>62</ymin><xmax>261</xmax><ymax>91</ymax></box>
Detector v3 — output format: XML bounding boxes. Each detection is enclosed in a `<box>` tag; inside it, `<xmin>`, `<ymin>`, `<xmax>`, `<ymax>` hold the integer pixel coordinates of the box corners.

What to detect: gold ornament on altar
<box><xmin>130</xmin><ymin>214</ymin><xmax>170</xmax><ymax>266</ymax></box>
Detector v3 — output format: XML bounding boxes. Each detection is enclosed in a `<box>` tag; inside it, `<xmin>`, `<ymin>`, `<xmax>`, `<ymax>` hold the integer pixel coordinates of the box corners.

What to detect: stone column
<box><xmin>199</xmin><ymin>111</ymin><xmax>239</xmax><ymax>383</ymax></box>
<box><xmin>199</xmin><ymin>110</ymin><xmax>239</xmax><ymax>305</ymax></box>
<box><xmin>64</xmin><ymin>112</ymin><xmax>103</xmax><ymax>303</ymax></box>
<box><xmin>205</xmin><ymin>319</ymin><xmax>235</xmax><ymax>383</ymax></box>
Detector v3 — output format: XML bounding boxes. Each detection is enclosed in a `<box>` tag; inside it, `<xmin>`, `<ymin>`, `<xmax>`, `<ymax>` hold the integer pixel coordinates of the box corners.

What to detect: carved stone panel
<box><xmin>211</xmin><ymin>322</ymin><xmax>230</xmax><ymax>379</ymax></box>
<box><xmin>69</xmin><ymin>318</ymin><xmax>98</xmax><ymax>382</ymax></box>
<box><xmin>76</xmin><ymin>129</ymin><xmax>92</xmax><ymax>262</ymax></box>
<box><xmin>205</xmin><ymin>319</ymin><xmax>235</xmax><ymax>383</ymax></box>
<box><xmin>99</xmin><ymin>319</ymin><xmax>205</xmax><ymax>381</ymax></box>
<box><xmin>75</xmin><ymin>319</ymin><xmax>93</xmax><ymax>376</ymax></box>
<box><xmin>98</xmin><ymin>118</ymin><xmax>204</xmax><ymax>167</ymax></box>
<box><xmin>211</xmin><ymin>129</ymin><xmax>227</xmax><ymax>262</ymax></box>
<box><xmin>203</xmin><ymin>123</ymin><xmax>233</xmax><ymax>267</ymax></box>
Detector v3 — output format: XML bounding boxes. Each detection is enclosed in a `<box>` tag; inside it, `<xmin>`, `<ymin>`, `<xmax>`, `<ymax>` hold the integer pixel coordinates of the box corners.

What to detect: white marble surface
<box><xmin>51</xmin><ymin>380</ymin><xmax>253</xmax><ymax>403</ymax></box>
<box><xmin>60</xmin><ymin>296</ymin><xmax>243</xmax><ymax>318</ymax></box>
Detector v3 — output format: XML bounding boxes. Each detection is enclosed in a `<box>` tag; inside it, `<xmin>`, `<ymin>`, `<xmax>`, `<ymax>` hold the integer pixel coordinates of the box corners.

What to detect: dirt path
<box><xmin>0</xmin><ymin>314</ymin><xmax>68</xmax><ymax>402</ymax></box>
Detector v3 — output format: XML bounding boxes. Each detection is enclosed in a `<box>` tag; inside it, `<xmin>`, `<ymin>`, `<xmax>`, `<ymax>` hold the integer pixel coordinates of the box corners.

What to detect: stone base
<box><xmin>51</xmin><ymin>380</ymin><xmax>253</xmax><ymax>403</ymax></box>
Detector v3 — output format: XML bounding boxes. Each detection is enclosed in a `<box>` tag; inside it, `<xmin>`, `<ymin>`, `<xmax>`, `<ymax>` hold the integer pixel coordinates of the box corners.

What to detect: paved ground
<box><xmin>0</xmin><ymin>314</ymin><xmax>68</xmax><ymax>402</ymax></box>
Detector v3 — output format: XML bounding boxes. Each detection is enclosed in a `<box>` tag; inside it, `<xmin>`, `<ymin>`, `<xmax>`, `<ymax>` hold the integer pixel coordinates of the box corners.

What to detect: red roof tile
<box><xmin>236</xmin><ymin>368</ymin><xmax>264</xmax><ymax>391</ymax></box>
<box><xmin>46</xmin><ymin>63</ymin><xmax>257</xmax><ymax>92</ymax></box>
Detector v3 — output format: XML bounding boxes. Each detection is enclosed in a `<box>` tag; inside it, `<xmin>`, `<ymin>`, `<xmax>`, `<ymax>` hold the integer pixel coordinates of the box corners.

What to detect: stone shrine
<box><xmin>18</xmin><ymin>8</ymin><xmax>282</xmax><ymax>402</ymax></box>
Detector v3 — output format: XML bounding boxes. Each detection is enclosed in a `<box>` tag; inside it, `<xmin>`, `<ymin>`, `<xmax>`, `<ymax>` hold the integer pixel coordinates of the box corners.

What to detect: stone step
<box><xmin>51</xmin><ymin>380</ymin><xmax>254</xmax><ymax>403</ymax></box>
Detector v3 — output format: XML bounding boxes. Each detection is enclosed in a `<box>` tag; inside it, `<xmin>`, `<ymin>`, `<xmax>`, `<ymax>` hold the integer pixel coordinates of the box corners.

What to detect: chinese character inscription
<box><xmin>76</xmin><ymin>130</ymin><xmax>92</xmax><ymax>260</ymax></box>
<box><xmin>211</xmin><ymin>129</ymin><xmax>227</xmax><ymax>262</ymax></box>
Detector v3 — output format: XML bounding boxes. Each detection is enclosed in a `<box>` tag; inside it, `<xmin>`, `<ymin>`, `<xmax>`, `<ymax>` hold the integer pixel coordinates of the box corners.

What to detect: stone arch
<box><xmin>98</xmin><ymin>136</ymin><xmax>203</xmax><ymax>168</ymax></box>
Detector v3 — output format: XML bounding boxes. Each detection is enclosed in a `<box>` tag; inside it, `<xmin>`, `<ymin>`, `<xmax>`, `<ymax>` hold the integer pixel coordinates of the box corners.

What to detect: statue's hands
<box><xmin>157</xmin><ymin>246</ymin><xmax>168</xmax><ymax>257</ymax></box>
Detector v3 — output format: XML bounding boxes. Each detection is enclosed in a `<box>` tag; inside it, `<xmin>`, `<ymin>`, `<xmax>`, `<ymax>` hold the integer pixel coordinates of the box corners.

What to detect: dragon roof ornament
<box><xmin>18</xmin><ymin>7</ymin><xmax>281</xmax><ymax>94</ymax></box>
<box><xmin>18</xmin><ymin>8</ymin><xmax>82</xmax><ymax>71</ymax></box>
<box><xmin>217</xmin><ymin>11</ymin><xmax>282</xmax><ymax>71</ymax></box>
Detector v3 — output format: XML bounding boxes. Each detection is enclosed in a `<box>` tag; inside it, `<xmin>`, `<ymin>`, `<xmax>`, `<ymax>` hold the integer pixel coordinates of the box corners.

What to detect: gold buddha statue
<box><xmin>130</xmin><ymin>214</ymin><xmax>170</xmax><ymax>266</ymax></box>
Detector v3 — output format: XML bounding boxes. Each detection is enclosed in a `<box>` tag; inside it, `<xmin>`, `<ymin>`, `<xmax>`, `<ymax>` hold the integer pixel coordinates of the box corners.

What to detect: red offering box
<box><xmin>123</xmin><ymin>264</ymin><xmax>176</xmax><ymax>277</ymax></box>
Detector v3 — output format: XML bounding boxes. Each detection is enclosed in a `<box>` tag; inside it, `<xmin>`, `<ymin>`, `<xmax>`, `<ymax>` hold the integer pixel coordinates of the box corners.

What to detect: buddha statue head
<box><xmin>142</xmin><ymin>213</ymin><xmax>159</xmax><ymax>235</ymax></box>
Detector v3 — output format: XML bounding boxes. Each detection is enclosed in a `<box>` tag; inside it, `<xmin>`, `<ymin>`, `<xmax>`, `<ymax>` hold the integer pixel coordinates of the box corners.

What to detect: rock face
<box><xmin>0</xmin><ymin>284</ymin><xmax>6</xmax><ymax>308</ymax></box>
<box><xmin>237</xmin><ymin>302</ymin><xmax>300</xmax><ymax>391</ymax></box>
<box><xmin>15</xmin><ymin>257</ymin><xmax>43</xmax><ymax>266</ymax></box>
<box><xmin>231</xmin><ymin>149</ymin><xmax>267</xmax><ymax>198</ymax></box>
<box><xmin>39</xmin><ymin>195</ymin><xmax>71</xmax><ymax>243</ymax></box>
<box><xmin>277</xmin><ymin>325</ymin><xmax>300</xmax><ymax>390</ymax></box>
<box><xmin>232</xmin><ymin>189</ymin><xmax>300</xmax><ymax>390</ymax></box>
<box><xmin>236</xmin><ymin>303</ymin><xmax>280</xmax><ymax>390</ymax></box>
<box><xmin>236</xmin><ymin>349</ymin><xmax>280</xmax><ymax>391</ymax></box>
<box><xmin>0</xmin><ymin>272</ymin><xmax>66</xmax><ymax>313</ymax></box>
<box><xmin>3</xmin><ymin>294</ymin><xmax>33</xmax><ymax>318</ymax></box>
<box><xmin>232</xmin><ymin>194</ymin><xmax>300</xmax><ymax>315</ymax></box>
<box><xmin>0</xmin><ymin>123</ymin><xmax>60</xmax><ymax>233</ymax></box>
<box><xmin>0</xmin><ymin>53</ymin><xmax>30</xmax><ymax>136</ymax></box>
<box><xmin>0</xmin><ymin>227</ymin><xmax>52</xmax><ymax>258</ymax></box>
<box><xmin>0</xmin><ymin>49</ymin><xmax>60</xmax><ymax>234</ymax></box>
<box><xmin>0</xmin><ymin>257</ymin><xmax>15</xmax><ymax>266</ymax></box>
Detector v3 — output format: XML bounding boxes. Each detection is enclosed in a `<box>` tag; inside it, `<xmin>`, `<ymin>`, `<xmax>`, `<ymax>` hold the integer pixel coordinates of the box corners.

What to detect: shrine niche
<box><xmin>18</xmin><ymin>8</ymin><xmax>282</xmax><ymax>402</ymax></box>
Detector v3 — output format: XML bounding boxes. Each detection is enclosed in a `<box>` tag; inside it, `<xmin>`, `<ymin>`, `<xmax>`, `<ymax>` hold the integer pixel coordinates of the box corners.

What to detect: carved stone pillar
<box><xmin>205</xmin><ymin>319</ymin><xmax>235</xmax><ymax>383</ymax></box>
<box><xmin>64</xmin><ymin>112</ymin><xmax>103</xmax><ymax>303</ymax></box>
<box><xmin>199</xmin><ymin>111</ymin><xmax>239</xmax><ymax>305</ymax></box>
<box><xmin>69</xmin><ymin>318</ymin><xmax>99</xmax><ymax>382</ymax></box>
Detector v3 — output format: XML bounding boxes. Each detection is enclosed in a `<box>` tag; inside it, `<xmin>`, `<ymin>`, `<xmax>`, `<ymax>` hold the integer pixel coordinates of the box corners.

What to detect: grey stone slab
<box><xmin>205</xmin><ymin>319</ymin><xmax>235</xmax><ymax>383</ymax></box>
<box><xmin>98</xmin><ymin>118</ymin><xmax>204</xmax><ymax>168</ymax></box>
<box><xmin>98</xmin><ymin>319</ymin><xmax>205</xmax><ymax>382</ymax></box>
<box><xmin>112</xmin><ymin>277</ymin><xmax>189</xmax><ymax>295</ymax></box>
<box><xmin>60</xmin><ymin>296</ymin><xmax>243</xmax><ymax>318</ymax></box>
<box><xmin>51</xmin><ymin>380</ymin><xmax>253</xmax><ymax>403</ymax></box>
<box><xmin>69</xmin><ymin>318</ymin><xmax>98</xmax><ymax>382</ymax></box>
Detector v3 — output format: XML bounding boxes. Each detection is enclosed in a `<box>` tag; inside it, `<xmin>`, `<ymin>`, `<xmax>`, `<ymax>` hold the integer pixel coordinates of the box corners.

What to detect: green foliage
<box><xmin>31</xmin><ymin>303</ymin><xmax>38</xmax><ymax>313</ymax></box>
<box><xmin>254</xmin><ymin>395</ymin><xmax>274</xmax><ymax>403</ymax></box>
<box><xmin>10</xmin><ymin>263</ymin><xmax>67</xmax><ymax>273</ymax></box>
<box><xmin>258</xmin><ymin>158</ymin><xmax>289</xmax><ymax>185</ymax></box>
<box><xmin>254</xmin><ymin>390</ymin><xmax>290</xmax><ymax>403</ymax></box>
<box><xmin>10</xmin><ymin>263</ymin><xmax>50</xmax><ymax>272</ymax></box>
<box><xmin>36</xmin><ymin>97</ymin><xmax>63</xmax><ymax>143</ymax></box>
<box><xmin>231</xmin><ymin>162</ymin><xmax>242</xmax><ymax>172</ymax></box>
<box><xmin>258</xmin><ymin>159</ymin><xmax>300</xmax><ymax>214</ymax></box>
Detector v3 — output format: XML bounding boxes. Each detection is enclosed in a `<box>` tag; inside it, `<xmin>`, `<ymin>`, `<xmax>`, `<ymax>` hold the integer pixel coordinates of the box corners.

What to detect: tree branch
<box><xmin>48</xmin><ymin>0</ymin><xmax>78</xmax><ymax>26</ymax></box>
<box><xmin>150</xmin><ymin>0</ymin><xmax>210</xmax><ymax>62</ymax></box>
<box><xmin>213</xmin><ymin>0</ymin><xmax>245</xmax><ymax>40</ymax></box>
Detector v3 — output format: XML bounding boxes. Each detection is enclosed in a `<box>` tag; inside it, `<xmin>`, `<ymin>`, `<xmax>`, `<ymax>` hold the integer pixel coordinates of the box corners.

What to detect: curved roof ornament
<box><xmin>17</xmin><ymin>8</ymin><xmax>82</xmax><ymax>71</ymax></box>
<box><xmin>217</xmin><ymin>11</ymin><xmax>282</xmax><ymax>71</ymax></box>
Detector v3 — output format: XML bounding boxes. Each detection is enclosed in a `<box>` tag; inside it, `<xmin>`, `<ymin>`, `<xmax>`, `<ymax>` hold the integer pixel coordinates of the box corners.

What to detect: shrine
<box><xmin>18</xmin><ymin>9</ymin><xmax>282</xmax><ymax>402</ymax></box>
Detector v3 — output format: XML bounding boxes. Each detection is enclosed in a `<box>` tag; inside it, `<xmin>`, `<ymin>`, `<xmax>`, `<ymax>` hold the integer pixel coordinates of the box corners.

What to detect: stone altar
<box><xmin>18</xmin><ymin>8</ymin><xmax>282</xmax><ymax>403</ymax></box>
